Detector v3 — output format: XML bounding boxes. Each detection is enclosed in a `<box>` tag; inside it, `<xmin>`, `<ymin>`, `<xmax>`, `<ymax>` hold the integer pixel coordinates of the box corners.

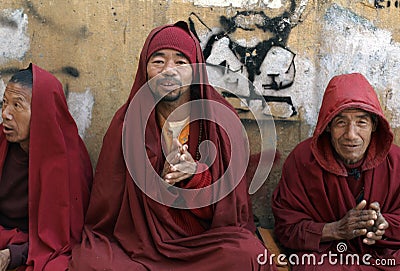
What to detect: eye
<box><xmin>176</xmin><ymin>60</ymin><xmax>188</xmax><ymax>65</ymax></box>
<box><xmin>357</xmin><ymin>119</ymin><xmax>369</xmax><ymax>127</ymax></box>
<box><xmin>333</xmin><ymin>119</ymin><xmax>346</xmax><ymax>127</ymax></box>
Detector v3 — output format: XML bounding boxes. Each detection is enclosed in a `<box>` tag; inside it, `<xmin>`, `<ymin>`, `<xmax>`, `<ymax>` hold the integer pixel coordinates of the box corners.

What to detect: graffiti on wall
<box><xmin>189</xmin><ymin>0</ymin><xmax>308</xmax><ymax>118</ymax></box>
<box><xmin>375</xmin><ymin>0</ymin><xmax>400</xmax><ymax>8</ymax></box>
<box><xmin>0</xmin><ymin>6</ymin><xmax>93</xmax><ymax>138</ymax></box>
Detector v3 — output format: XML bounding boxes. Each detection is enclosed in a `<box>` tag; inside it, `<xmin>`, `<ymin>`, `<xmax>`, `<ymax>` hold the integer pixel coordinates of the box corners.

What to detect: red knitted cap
<box><xmin>147</xmin><ymin>25</ymin><xmax>197</xmax><ymax>64</ymax></box>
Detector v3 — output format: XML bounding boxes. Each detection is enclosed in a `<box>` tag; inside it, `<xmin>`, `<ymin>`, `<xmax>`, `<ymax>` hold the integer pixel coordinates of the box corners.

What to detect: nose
<box><xmin>162</xmin><ymin>60</ymin><xmax>178</xmax><ymax>76</ymax></box>
<box><xmin>344</xmin><ymin>123</ymin><xmax>358</xmax><ymax>140</ymax></box>
<box><xmin>2</xmin><ymin>106</ymin><xmax>12</xmax><ymax>121</ymax></box>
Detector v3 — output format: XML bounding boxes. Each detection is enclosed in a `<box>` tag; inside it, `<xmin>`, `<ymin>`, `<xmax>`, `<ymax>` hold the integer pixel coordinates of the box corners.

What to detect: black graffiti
<box><xmin>61</xmin><ymin>66</ymin><xmax>80</xmax><ymax>78</ymax></box>
<box><xmin>0</xmin><ymin>67</ymin><xmax>21</xmax><ymax>76</ymax></box>
<box><xmin>191</xmin><ymin>8</ymin><xmax>295</xmax><ymax>83</ymax></box>
<box><xmin>0</xmin><ymin>15</ymin><xmax>18</xmax><ymax>29</ymax></box>
<box><xmin>189</xmin><ymin>0</ymin><xmax>302</xmax><ymax>118</ymax></box>
<box><xmin>263</xmin><ymin>95</ymin><xmax>297</xmax><ymax>117</ymax></box>
<box><xmin>375</xmin><ymin>0</ymin><xmax>400</xmax><ymax>8</ymax></box>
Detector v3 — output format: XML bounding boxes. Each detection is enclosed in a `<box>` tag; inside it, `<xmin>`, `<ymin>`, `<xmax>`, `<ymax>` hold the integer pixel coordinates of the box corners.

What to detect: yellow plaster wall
<box><xmin>2</xmin><ymin>0</ymin><xmax>400</xmax><ymax>228</ymax></box>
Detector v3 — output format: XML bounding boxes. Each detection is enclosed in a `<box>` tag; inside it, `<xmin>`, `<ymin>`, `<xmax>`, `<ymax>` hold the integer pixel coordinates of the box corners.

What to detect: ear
<box><xmin>371</xmin><ymin>114</ymin><xmax>378</xmax><ymax>132</ymax></box>
<box><xmin>372</xmin><ymin>121</ymin><xmax>377</xmax><ymax>132</ymax></box>
<box><xmin>325</xmin><ymin>125</ymin><xmax>331</xmax><ymax>133</ymax></box>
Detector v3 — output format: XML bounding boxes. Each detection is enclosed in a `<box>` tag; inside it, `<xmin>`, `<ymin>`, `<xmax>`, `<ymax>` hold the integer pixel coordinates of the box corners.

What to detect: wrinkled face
<box><xmin>2</xmin><ymin>82</ymin><xmax>32</xmax><ymax>152</ymax></box>
<box><xmin>327</xmin><ymin>108</ymin><xmax>376</xmax><ymax>165</ymax></box>
<box><xmin>146</xmin><ymin>49</ymin><xmax>193</xmax><ymax>102</ymax></box>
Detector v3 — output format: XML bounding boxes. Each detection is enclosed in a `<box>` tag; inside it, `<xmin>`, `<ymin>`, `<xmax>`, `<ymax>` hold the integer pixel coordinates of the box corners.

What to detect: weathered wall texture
<box><xmin>1</xmin><ymin>0</ymin><xmax>400</xmax><ymax>228</ymax></box>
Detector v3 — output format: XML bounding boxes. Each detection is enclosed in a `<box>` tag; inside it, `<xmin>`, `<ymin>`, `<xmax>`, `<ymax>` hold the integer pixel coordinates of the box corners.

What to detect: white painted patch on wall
<box><xmin>318</xmin><ymin>4</ymin><xmax>400</xmax><ymax>128</ymax></box>
<box><xmin>67</xmin><ymin>89</ymin><xmax>94</xmax><ymax>139</ymax></box>
<box><xmin>283</xmin><ymin>56</ymin><xmax>317</xmax><ymax>127</ymax></box>
<box><xmin>0</xmin><ymin>9</ymin><xmax>30</xmax><ymax>64</ymax></box>
<box><xmin>189</xmin><ymin>0</ymin><xmax>286</xmax><ymax>8</ymax></box>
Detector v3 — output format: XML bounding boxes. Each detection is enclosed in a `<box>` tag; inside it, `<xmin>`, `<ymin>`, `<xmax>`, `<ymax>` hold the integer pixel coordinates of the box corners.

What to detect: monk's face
<box><xmin>2</xmin><ymin>82</ymin><xmax>32</xmax><ymax>153</ymax></box>
<box><xmin>147</xmin><ymin>49</ymin><xmax>193</xmax><ymax>102</ymax></box>
<box><xmin>327</xmin><ymin>108</ymin><xmax>376</xmax><ymax>165</ymax></box>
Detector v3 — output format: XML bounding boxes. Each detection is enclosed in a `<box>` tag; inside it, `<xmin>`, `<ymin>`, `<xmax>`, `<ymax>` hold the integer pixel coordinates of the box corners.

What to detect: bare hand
<box><xmin>162</xmin><ymin>139</ymin><xmax>197</xmax><ymax>185</ymax></box>
<box><xmin>322</xmin><ymin>200</ymin><xmax>377</xmax><ymax>241</ymax></box>
<box><xmin>0</xmin><ymin>249</ymin><xmax>10</xmax><ymax>271</ymax></box>
<box><xmin>363</xmin><ymin>202</ymin><xmax>389</xmax><ymax>245</ymax></box>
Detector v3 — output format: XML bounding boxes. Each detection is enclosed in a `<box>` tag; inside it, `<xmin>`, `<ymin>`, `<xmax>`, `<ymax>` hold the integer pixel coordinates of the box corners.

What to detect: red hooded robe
<box><xmin>70</xmin><ymin>22</ymin><xmax>276</xmax><ymax>270</ymax></box>
<box><xmin>272</xmin><ymin>73</ymin><xmax>400</xmax><ymax>270</ymax></box>
<box><xmin>0</xmin><ymin>64</ymin><xmax>93</xmax><ymax>270</ymax></box>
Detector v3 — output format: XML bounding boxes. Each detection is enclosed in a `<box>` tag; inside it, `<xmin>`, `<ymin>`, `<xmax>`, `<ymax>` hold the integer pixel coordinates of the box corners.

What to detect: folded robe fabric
<box><xmin>273</xmin><ymin>73</ymin><xmax>400</xmax><ymax>270</ymax></box>
<box><xmin>0</xmin><ymin>64</ymin><xmax>92</xmax><ymax>271</ymax></box>
<box><xmin>70</xmin><ymin>21</ymin><xmax>276</xmax><ymax>270</ymax></box>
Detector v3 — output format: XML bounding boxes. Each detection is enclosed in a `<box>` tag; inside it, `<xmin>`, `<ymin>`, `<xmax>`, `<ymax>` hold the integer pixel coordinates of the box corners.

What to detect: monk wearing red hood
<box><xmin>0</xmin><ymin>64</ymin><xmax>92</xmax><ymax>270</ymax></box>
<box><xmin>272</xmin><ymin>73</ymin><xmax>400</xmax><ymax>270</ymax></box>
<box><xmin>70</xmin><ymin>21</ymin><xmax>276</xmax><ymax>270</ymax></box>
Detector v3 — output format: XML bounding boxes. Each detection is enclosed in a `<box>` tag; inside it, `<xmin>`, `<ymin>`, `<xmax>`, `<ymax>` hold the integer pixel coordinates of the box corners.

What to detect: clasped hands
<box><xmin>331</xmin><ymin>200</ymin><xmax>388</xmax><ymax>245</ymax></box>
<box><xmin>161</xmin><ymin>139</ymin><xmax>197</xmax><ymax>185</ymax></box>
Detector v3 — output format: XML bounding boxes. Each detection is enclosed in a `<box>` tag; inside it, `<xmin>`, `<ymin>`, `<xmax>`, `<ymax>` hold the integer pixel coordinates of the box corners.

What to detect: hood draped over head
<box><xmin>311</xmin><ymin>73</ymin><xmax>393</xmax><ymax>176</ymax></box>
<box><xmin>0</xmin><ymin>64</ymin><xmax>92</xmax><ymax>270</ymax></box>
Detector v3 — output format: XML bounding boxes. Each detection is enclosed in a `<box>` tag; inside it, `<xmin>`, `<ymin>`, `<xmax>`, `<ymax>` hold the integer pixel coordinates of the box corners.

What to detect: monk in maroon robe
<box><xmin>272</xmin><ymin>73</ymin><xmax>400</xmax><ymax>270</ymax></box>
<box><xmin>0</xmin><ymin>64</ymin><xmax>92</xmax><ymax>270</ymax></box>
<box><xmin>70</xmin><ymin>21</ymin><xmax>276</xmax><ymax>270</ymax></box>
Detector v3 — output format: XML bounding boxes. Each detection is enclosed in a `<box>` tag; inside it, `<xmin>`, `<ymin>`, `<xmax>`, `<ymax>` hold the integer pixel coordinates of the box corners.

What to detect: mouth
<box><xmin>341</xmin><ymin>143</ymin><xmax>361</xmax><ymax>151</ymax></box>
<box><xmin>3</xmin><ymin>125</ymin><xmax>13</xmax><ymax>134</ymax></box>
<box><xmin>157</xmin><ymin>78</ymin><xmax>181</xmax><ymax>89</ymax></box>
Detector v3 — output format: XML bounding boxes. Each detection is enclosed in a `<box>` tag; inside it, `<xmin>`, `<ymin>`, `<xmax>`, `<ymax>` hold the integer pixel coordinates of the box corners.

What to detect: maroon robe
<box><xmin>0</xmin><ymin>64</ymin><xmax>93</xmax><ymax>270</ymax></box>
<box><xmin>70</xmin><ymin>22</ymin><xmax>276</xmax><ymax>270</ymax></box>
<box><xmin>272</xmin><ymin>73</ymin><xmax>400</xmax><ymax>270</ymax></box>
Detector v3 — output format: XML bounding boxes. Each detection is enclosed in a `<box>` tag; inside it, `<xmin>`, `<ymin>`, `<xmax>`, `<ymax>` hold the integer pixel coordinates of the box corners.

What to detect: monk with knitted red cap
<box><xmin>70</xmin><ymin>21</ymin><xmax>276</xmax><ymax>270</ymax></box>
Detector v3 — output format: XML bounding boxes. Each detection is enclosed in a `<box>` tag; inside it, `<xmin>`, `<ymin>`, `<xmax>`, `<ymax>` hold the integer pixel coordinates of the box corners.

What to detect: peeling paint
<box><xmin>319</xmin><ymin>4</ymin><xmax>400</xmax><ymax>128</ymax></box>
<box><xmin>67</xmin><ymin>89</ymin><xmax>94</xmax><ymax>139</ymax></box>
<box><xmin>0</xmin><ymin>9</ymin><xmax>30</xmax><ymax>64</ymax></box>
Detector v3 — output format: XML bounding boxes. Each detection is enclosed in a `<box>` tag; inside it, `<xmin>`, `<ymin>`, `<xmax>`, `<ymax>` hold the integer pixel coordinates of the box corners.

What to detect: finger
<box><xmin>357</xmin><ymin>212</ymin><xmax>377</xmax><ymax>222</ymax></box>
<box><xmin>170</xmin><ymin>162</ymin><xmax>196</xmax><ymax>175</ymax></box>
<box><xmin>180</xmin><ymin>145</ymin><xmax>194</xmax><ymax>161</ymax></box>
<box><xmin>170</xmin><ymin>138</ymin><xmax>183</xmax><ymax>152</ymax></box>
<box><xmin>373</xmin><ymin>229</ymin><xmax>386</xmax><ymax>237</ymax></box>
<box><xmin>369</xmin><ymin>201</ymin><xmax>380</xmax><ymax>212</ymax></box>
<box><xmin>166</xmin><ymin>151</ymin><xmax>181</xmax><ymax>165</ymax></box>
<box><xmin>181</xmin><ymin>144</ymin><xmax>189</xmax><ymax>153</ymax></box>
<box><xmin>353</xmin><ymin>228</ymin><xmax>367</xmax><ymax>237</ymax></box>
<box><xmin>363</xmin><ymin>237</ymin><xmax>376</xmax><ymax>245</ymax></box>
<box><xmin>366</xmin><ymin>231</ymin><xmax>383</xmax><ymax>241</ymax></box>
<box><xmin>179</xmin><ymin>153</ymin><xmax>195</xmax><ymax>163</ymax></box>
<box><xmin>355</xmin><ymin>200</ymin><xmax>367</xmax><ymax>210</ymax></box>
<box><xmin>165</xmin><ymin>172</ymin><xmax>192</xmax><ymax>184</ymax></box>
<box><xmin>348</xmin><ymin>210</ymin><xmax>376</xmax><ymax>225</ymax></box>
<box><xmin>377</xmin><ymin>220</ymin><xmax>389</xmax><ymax>230</ymax></box>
